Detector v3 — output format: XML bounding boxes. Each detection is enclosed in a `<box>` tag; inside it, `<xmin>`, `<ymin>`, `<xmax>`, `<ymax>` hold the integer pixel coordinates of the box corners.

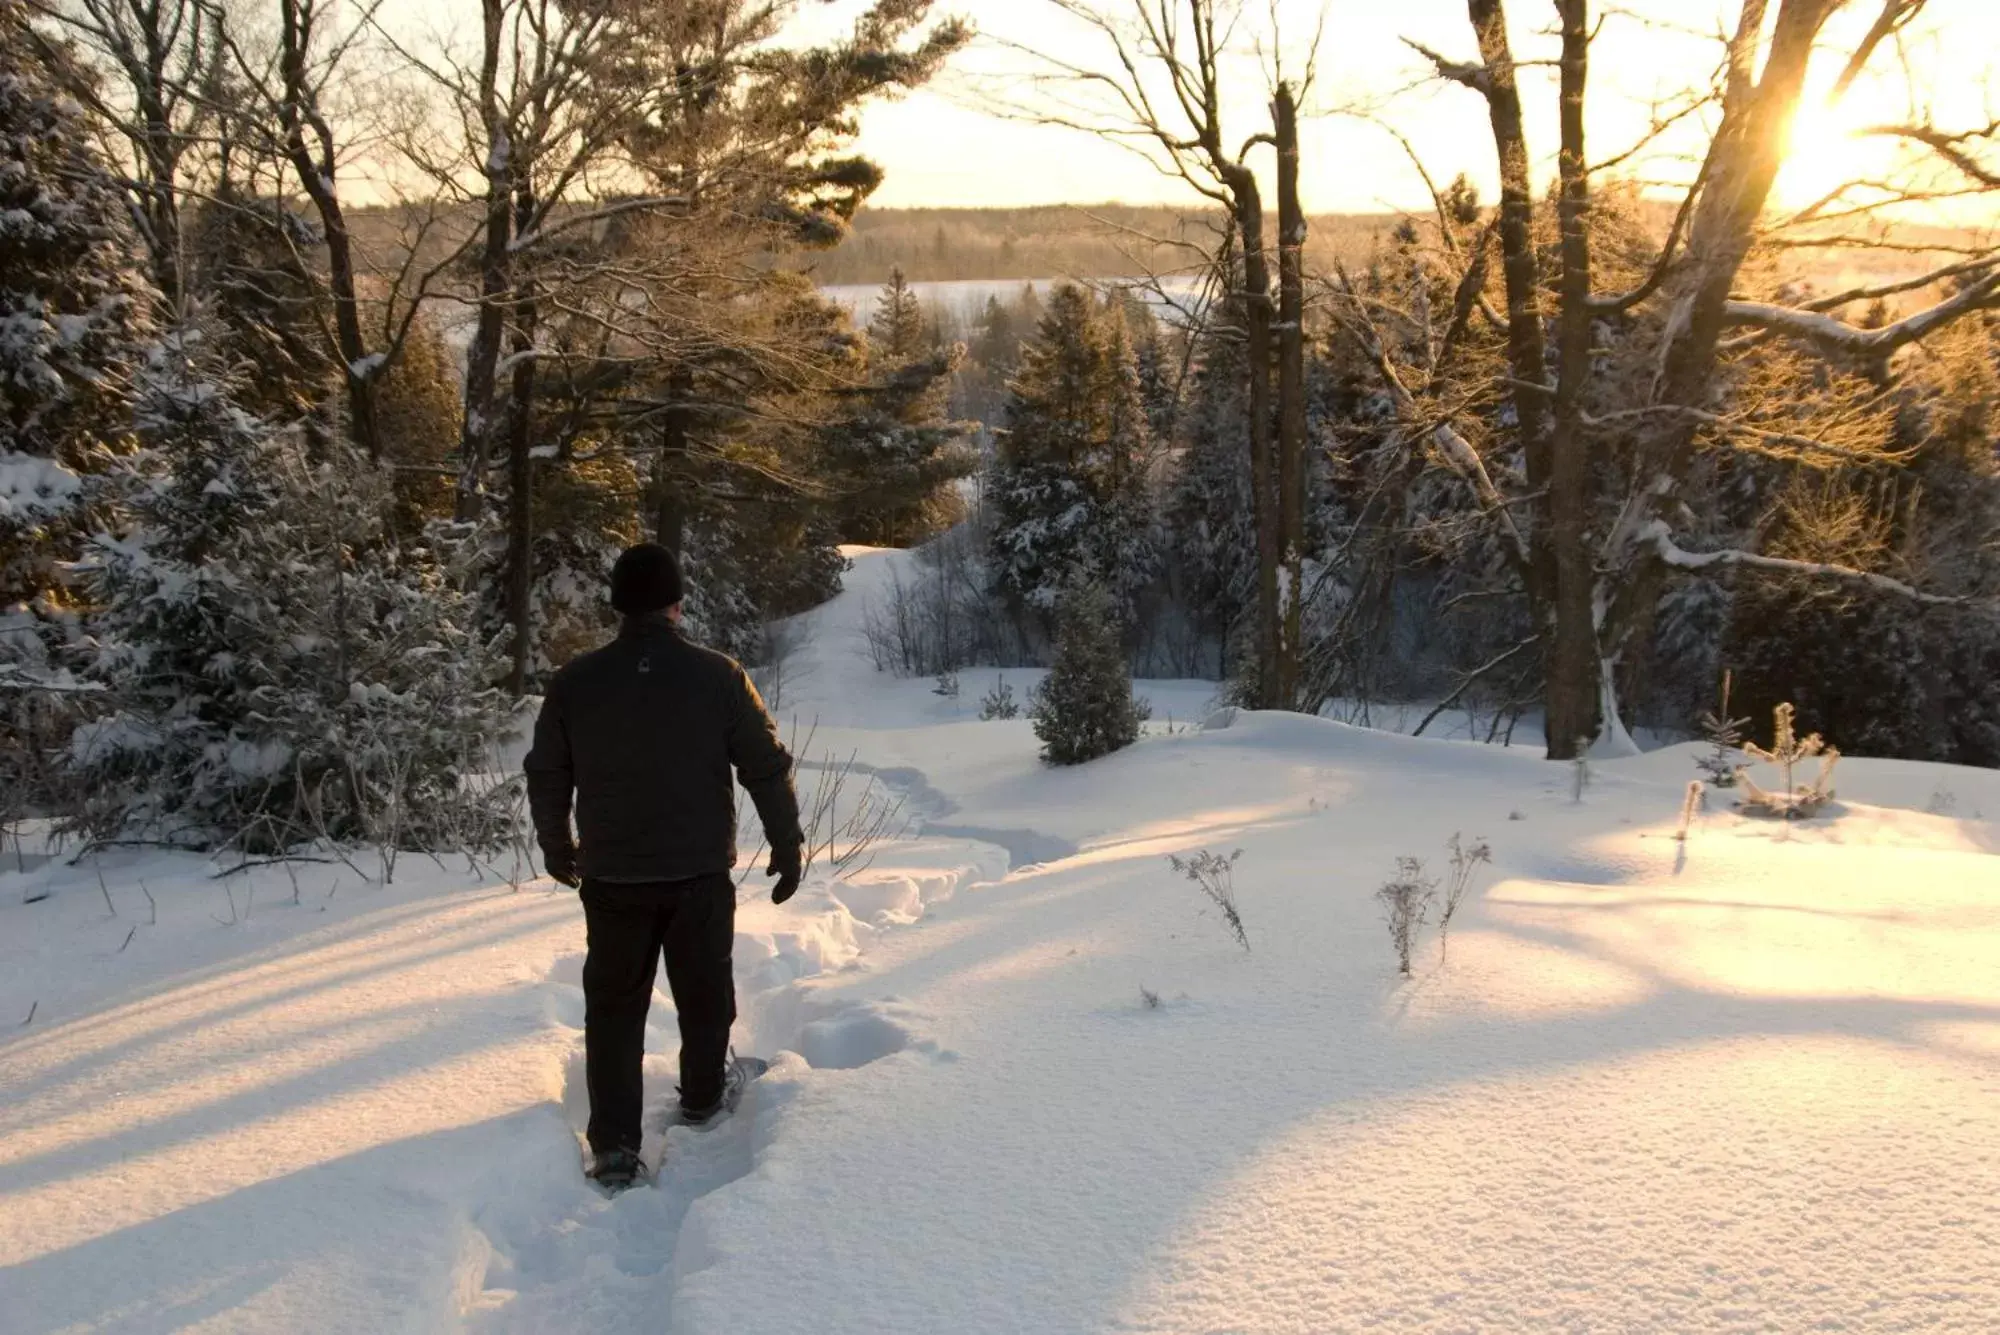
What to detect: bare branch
<box><xmin>1864</xmin><ymin>119</ymin><xmax>2000</xmax><ymax>188</ymax></box>
<box><xmin>1581</xmin><ymin>405</ymin><xmax>1913</xmax><ymax>468</ymax></box>
<box><xmin>1829</xmin><ymin>0</ymin><xmax>1928</xmax><ymax>102</ymax></box>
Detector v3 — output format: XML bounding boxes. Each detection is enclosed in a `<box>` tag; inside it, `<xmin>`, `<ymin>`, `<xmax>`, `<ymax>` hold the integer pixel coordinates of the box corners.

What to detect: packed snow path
<box><xmin>5</xmin><ymin>547</ymin><xmax>2000</xmax><ymax>1333</ymax></box>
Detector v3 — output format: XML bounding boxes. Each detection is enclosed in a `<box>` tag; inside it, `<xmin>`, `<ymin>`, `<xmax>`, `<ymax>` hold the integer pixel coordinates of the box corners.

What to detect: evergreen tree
<box><xmin>973</xmin><ymin>295</ymin><xmax>1020</xmax><ymax>376</ymax></box>
<box><xmin>71</xmin><ymin>337</ymin><xmax>513</xmax><ymax>852</ymax></box>
<box><xmin>1125</xmin><ymin>297</ymin><xmax>1181</xmax><ymax>441</ymax></box>
<box><xmin>869</xmin><ymin>267</ymin><xmax>927</xmax><ymax>363</ymax></box>
<box><xmin>1091</xmin><ymin>305</ymin><xmax>1162</xmax><ymax>613</ymax></box>
<box><xmin>821</xmin><ymin>348</ymin><xmax>978</xmax><ymax>547</ymax></box>
<box><xmin>1165</xmin><ymin>314</ymin><xmax>1258</xmax><ymax>662</ymax></box>
<box><xmin>1031</xmin><ymin>581</ymin><xmax>1147</xmax><ymax>765</ymax></box>
<box><xmin>186</xmin><ymin>189</ymin><xmax>331</xmax><ymax>424</ymax></box>
<box><xmin>989</xmin><ymin>285</ymin><xmax>1157</xmax><ymax>618</ymax></box>
<box><xmin>0</xmin><ymin>5</ymin><xmax>150</xmax><ymax>668</ymax></box>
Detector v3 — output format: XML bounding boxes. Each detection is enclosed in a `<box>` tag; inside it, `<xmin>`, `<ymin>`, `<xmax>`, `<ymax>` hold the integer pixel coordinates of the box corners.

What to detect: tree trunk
<box><xmin>1223</xmin><ymin>167</ymin><xmax>1280</xmax><ymax>710</ymax></box>
<box><xmin>278</xmin><ymin>0</ymin><xmax>383</xmax><ymax>463</ymax></box>
<box><xmin>134</xmin><ymin>29</ymin><xmax>183</xmax><ymax>313</ymax></box>
<box><xmin>1465</xmin><ymin>0</ymin><xmax>1568</xmax><ymax>753</ymax></box>
<box><xmin>502</xmin><ymin>185</ymin><xmax>539</xmax><ymax>697</ymax></box>
<box><xmin>1274</xmin><ymin>83</ymin><xmax>1308</xmax><ymax>710</ymax></box>
<box><xmin>1545</xmin><ymin>0</ymin><xmax>1600</xmax><ymax>758</ymax></box>
<box><xmin>1654</xmin><ymin>0</ymin><xmax>1837</xmax><ymax>457</ymax></box>
<box><xmin>1599</xmin><ymin>0</ymin><xmax>1839</xmax><ymax>677</ymax></box>
<box><xmin>457</xmin><ymin>0</ymin><xmax>511</xmax><ymax>522</ymax></box>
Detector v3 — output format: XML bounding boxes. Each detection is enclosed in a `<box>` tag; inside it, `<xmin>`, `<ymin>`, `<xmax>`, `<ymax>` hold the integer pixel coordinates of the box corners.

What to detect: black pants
<box><xmin>580</xmin><ymin>875</ymin><xmax>737</xmax><ymax>1155</ymax></box>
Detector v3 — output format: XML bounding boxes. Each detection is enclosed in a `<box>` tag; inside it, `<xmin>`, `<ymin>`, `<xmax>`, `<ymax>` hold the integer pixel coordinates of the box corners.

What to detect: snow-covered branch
<box><xmin>1795</xmin><ymin>253</ymin><xmax>2000</xmax><ymax>314</ymax></box>
<box><xmin>1722</xmin><ymin>270</ymin><xmax>2000</xmax><ymax>366</ymax></box>
<box><xmin>1403</xmin><ymin>39</ymin><xmax>1491</xmax><ymax>96</ymax></box>
<box><xmin>1645</xmin><ymin>521</ymin><xmax>1961</xmax><ymax>606</ymax></box>
<box><xmin>0</xmin><ymin>666</ymin><xmax>106</xmax><ymax>695</ymax></box>
<box><xmin>1427</xmin><ymin>423</ymin><xmax>1532</xmax><ymax>570</ymax></box>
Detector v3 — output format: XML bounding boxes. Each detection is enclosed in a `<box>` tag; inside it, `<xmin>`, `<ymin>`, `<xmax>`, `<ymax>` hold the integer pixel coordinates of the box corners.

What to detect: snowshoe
<box><xmin>586</xmin><ymin>1146</ymin><xmax>648</xmax><ymax>1196</ymax></box>
<box><xmin>666</xmin><ymin>1054</ymin><xmax>769</xmax><ymax>1130</ymax></box>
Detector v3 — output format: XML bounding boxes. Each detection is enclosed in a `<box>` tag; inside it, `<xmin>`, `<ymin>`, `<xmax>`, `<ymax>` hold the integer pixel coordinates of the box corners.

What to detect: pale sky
<box><xmin>783</xmin><ymin>0</ymin><xmax>2000</xmax><ymax>219</ymax></box>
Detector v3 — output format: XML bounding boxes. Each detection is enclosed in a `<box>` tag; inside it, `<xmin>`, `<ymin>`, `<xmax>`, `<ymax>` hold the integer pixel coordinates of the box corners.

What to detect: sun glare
<box><xmin>1773</xmin><ymin>84</ymin><xmax>1914</xmax><ymax>214</ymax></box>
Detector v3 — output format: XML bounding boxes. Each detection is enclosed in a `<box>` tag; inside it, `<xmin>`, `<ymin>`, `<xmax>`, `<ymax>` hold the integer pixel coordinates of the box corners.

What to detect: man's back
<box><xmin>524</xmin><ymin>616</ymin><xmax>798</xmax><ymax>883</ymax></box>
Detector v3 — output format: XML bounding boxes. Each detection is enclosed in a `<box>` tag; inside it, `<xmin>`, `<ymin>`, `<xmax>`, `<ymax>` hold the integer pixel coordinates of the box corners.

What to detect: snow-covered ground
<box><xmin>6</xmin><ymin>547</ymin><xmax>2000</xmax><ymax>1333</ymax></box>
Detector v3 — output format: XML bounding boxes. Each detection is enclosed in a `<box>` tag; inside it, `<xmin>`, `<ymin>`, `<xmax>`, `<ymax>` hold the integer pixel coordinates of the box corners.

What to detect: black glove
<box><xmin>767</xmin><ymin>845</ymin><xmax>803</xmax><ymax>905</ymax></box>
<box><xmin>543</xmin><ymin>844</ymin><xmax>581</xmax><ymax>889</ymax></box>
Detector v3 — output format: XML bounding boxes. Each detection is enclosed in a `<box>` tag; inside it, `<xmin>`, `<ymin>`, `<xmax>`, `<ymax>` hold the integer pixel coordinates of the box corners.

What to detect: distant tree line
<box><xmin>806</xmin><ymin>205</ymin><xmax>1391</xmax><ymax>286</ymax></box>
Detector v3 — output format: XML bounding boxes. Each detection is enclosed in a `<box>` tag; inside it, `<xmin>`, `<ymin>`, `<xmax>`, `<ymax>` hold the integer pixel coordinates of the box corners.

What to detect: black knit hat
<box><xmin>609</xmin><ymin>543</ymin><xmax>685</xmax><ymax>615</ymax></box>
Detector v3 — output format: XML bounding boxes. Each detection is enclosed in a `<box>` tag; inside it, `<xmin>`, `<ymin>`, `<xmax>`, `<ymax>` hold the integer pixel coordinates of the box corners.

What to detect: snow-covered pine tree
<box><xmin>1031</xmin><ymin>580</ymin><xmax>1148</xmax><ymax>765</ymax></box>
<box><xmin>68</xmin><ymin>334</ymin><xmax>295</xmax><ymax>844</ymax></box>
<box><xmin>71</xmin><ymin>336</ymin><xmax>515</xmax><ymax>854</ymax></box>
<box><xmin>972</xmin><ymin>294</ymin><xmax>1021</xmax><ymax>376</ymax></box>
<box><xmin>990</xmin><ymin>285</ymin><xmax>1106</xmax><ymax>614</ymax></box>
<box><xmin>1090</xmin><ymin>303</ymin><xmax>1161</xmax><ymax>617</ymax></box>
<box><xmin>185</xmin><ymin>187</ymin><xmax>332</xmax><ymax>424</ymax></box>
<box><xmin>1117</xmin><ymin>292</ymin><xmax>1180</xmax><ymax>440</ymax></box>
<box><xmin>821</xmin><ymin>346</ymin><xmax>978</xmax><ymax>548</ymax></box>
<box><xmin>989</xmin><ymin>284</ymin><xmax>1157</xmax><ymax>620</ymax></box>
<box><xmin>0</xmin><ymin>1</ymin><xmax>151</xmax><ymax>678</ymax></box>
<box><xmin>1164</xmin><ymin>314</ymin><xmax>1257</xmax><ymax>663</ymax></box>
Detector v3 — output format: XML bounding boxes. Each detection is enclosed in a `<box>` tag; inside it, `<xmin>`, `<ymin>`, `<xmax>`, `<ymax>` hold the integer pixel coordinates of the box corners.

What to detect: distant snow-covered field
<box><xmin>6</xmin><ymin>545</ymin><xmax>1999</xmax><ymax>1333</ymax></box>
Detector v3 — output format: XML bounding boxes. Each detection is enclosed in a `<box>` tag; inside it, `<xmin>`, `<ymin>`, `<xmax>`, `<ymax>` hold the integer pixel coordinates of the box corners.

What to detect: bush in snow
<box><xmin>743</xmin><ymin>722</ymin><xmax>910</xmax><ymax>885</ymax></box>
<box><xmin>1736</xmin><ymin>702</ymin><xmax>1839</xmax><ymax>820</ymax></box>
<box><xmin>1031</xmin><ymin>581</ymin><xmax>1147</xmax><ymax>765</ymax></box>
<box><xmin>1377</xmin><ymin>857</ymin><xmax>1436</xmax><ymax>977</ymax></box>
<box><xmin>863</xmin><ymin>522</ymin><xmax>1026</xmax><ymax>677</ymax></box>
<box><xmin>1435</xmin><ymin>833</ymin><xmax>1491</xmax><ymax>960</ymax></box>
<box><xmin>977</xmin><ymin>676</ymin><xmax>1019</xmax><ymax>720</ymax></box>
<box><xmin>69</xmin><ymin>338</ymin><xmax>515</xmax><ymax>857</ymax></box>
<box><xmin>1168</xmin><ymin>848</ymin><xmax>1248</xmax><ymax>951</ymax></box>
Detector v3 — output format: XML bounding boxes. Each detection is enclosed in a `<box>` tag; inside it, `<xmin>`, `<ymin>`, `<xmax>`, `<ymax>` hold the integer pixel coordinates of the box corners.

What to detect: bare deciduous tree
<box><xmin>1382</xmin><ymin>0</ymin><xmax>2000</xmax><ymax>758</ymax></box>
<box><xmin>1005</xmin><ymin>0</ymin><xmax>1328</xmax><ymax>709</ymax></box>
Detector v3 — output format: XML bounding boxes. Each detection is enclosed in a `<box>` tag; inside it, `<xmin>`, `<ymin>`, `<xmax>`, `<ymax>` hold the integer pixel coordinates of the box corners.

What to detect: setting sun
<box><xmin>1775</xmin><ymin>84</ymin><xmax>1918</xmax><ymax>215</ymax></box>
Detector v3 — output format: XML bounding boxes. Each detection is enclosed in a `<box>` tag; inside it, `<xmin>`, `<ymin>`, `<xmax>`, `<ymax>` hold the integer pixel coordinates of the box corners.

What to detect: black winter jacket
<box><xmin>524</xmin><ymin>616</ymin><xmax>802</xmax><ymax>883</ymax></box>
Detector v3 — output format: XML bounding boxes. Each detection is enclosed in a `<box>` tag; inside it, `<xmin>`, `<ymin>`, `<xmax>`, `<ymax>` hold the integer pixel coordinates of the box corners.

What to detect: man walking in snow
<box><xmin>525</xmin><ymin>542</ymin><xmax>804</xmax><ymax>1190</ymax></box>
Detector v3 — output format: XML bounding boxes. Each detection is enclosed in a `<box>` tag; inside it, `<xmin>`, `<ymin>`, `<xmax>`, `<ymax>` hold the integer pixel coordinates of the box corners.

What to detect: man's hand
<box><xmin>543</xmin><ymin>844</ymin><xmax>581</xmax><ymax>889</ymax></box>
<box><xmin>767</xmin><ymin>845</ymin><xmax>803</xmax><ymax>905</ymax></box>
